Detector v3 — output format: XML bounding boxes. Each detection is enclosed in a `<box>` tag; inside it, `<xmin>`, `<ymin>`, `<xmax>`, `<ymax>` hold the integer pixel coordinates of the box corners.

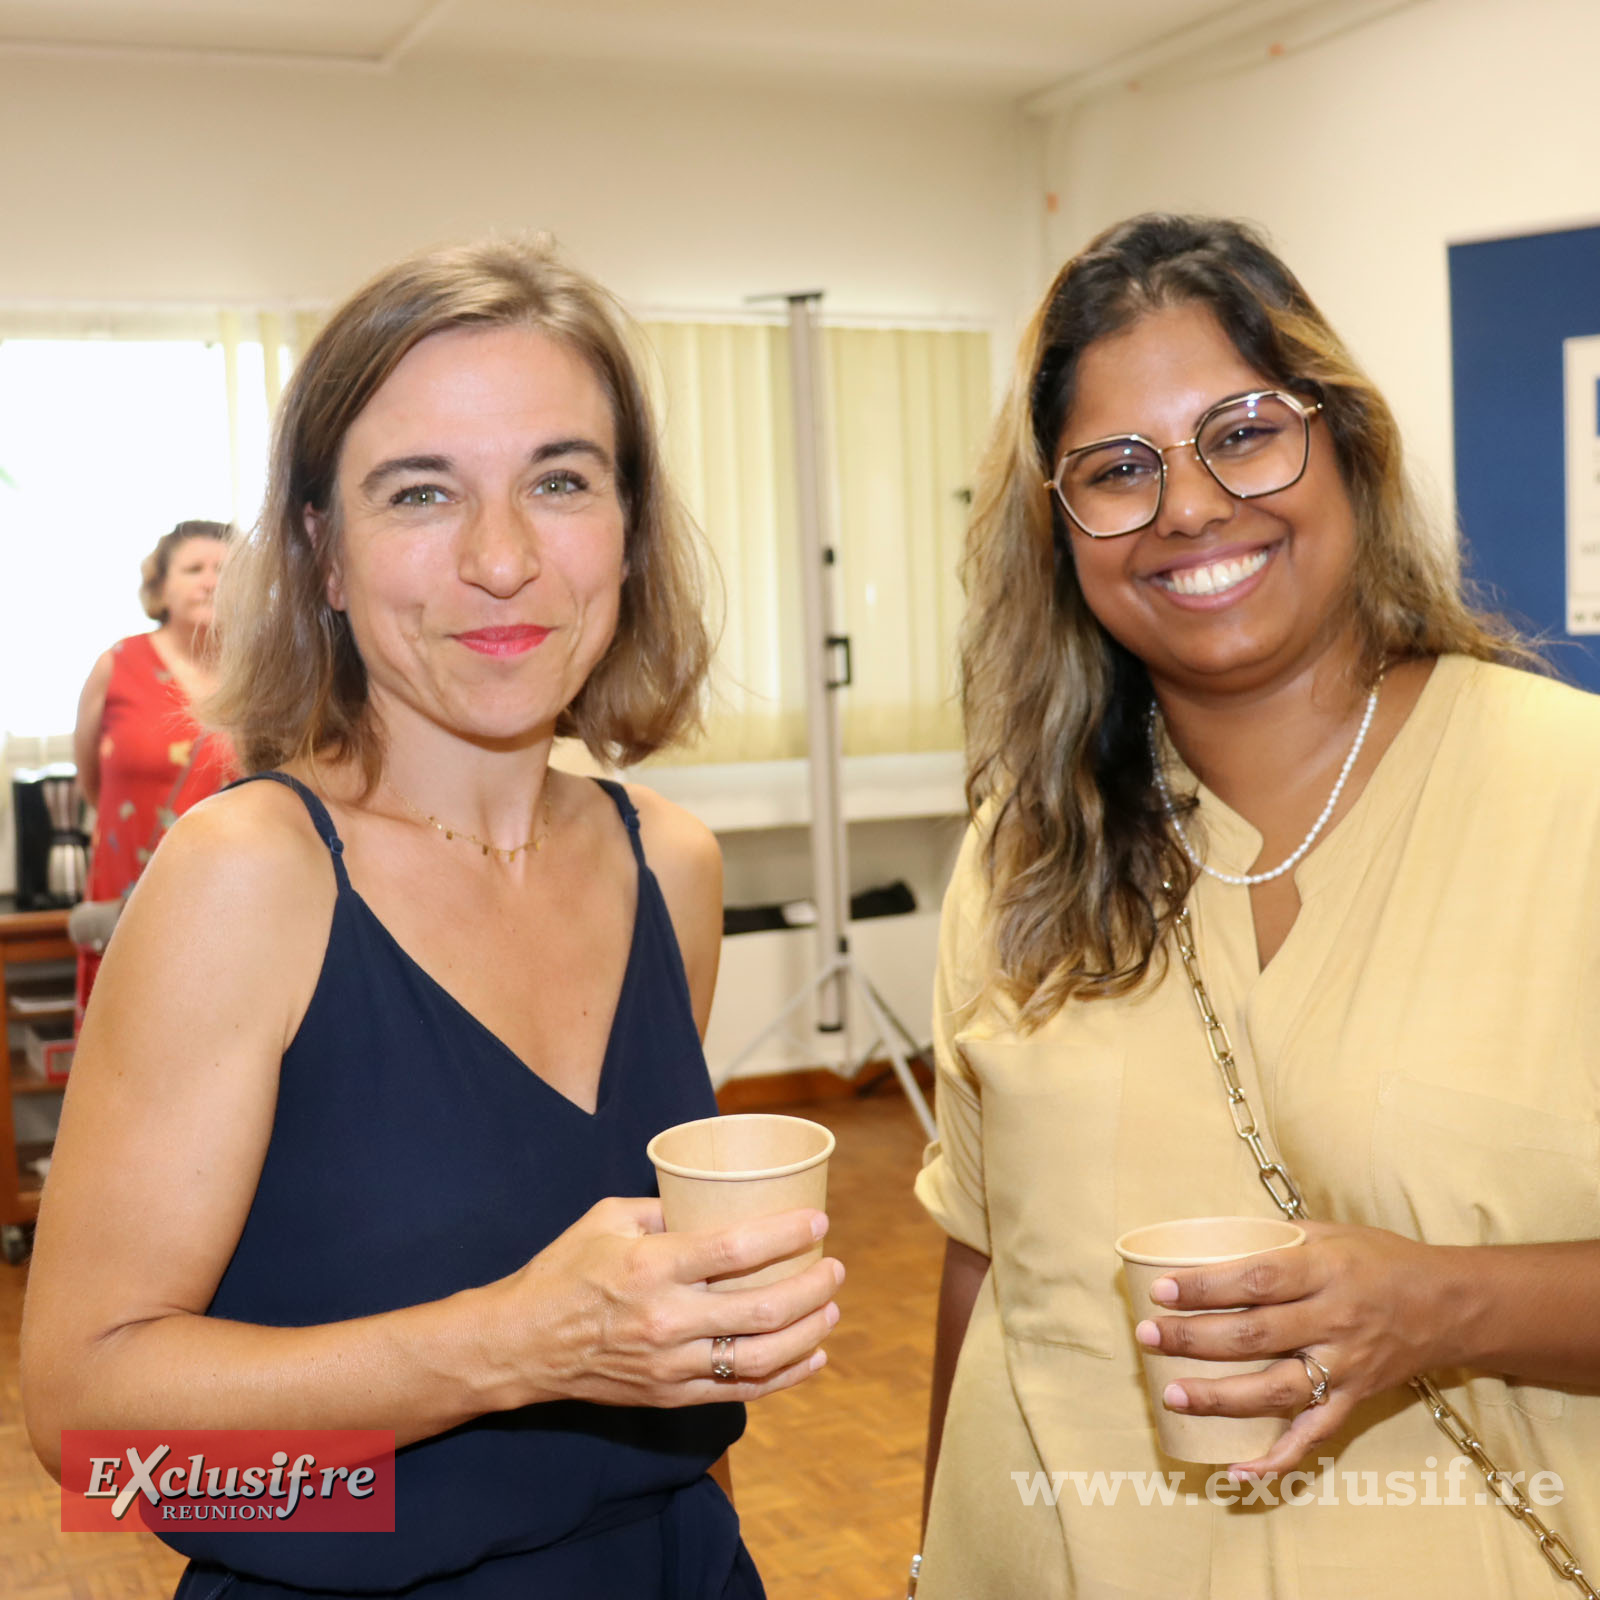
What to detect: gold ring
<box><xmin>711</xmin><ymin>1335</ymin><xmax>736</xmax><ymax>1382</ymax></box>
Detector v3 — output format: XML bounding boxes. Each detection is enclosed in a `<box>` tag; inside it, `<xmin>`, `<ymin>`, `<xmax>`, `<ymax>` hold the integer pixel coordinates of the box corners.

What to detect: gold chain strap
<box><xmin>1171</xmin><ymin>903</ymin><xmax>1598</xmax><ymax>1598</ymax></box>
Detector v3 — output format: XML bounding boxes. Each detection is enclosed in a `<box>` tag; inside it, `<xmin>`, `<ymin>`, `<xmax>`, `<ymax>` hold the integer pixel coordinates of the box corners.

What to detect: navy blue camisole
<box><xmin>166</xmin><ymin>773</ymin><xmax>763</xmax><ymax>1599</ymax></box>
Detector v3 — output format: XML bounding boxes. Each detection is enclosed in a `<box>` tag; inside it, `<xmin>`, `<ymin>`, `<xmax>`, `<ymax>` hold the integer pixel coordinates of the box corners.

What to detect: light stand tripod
<box><xmin>717</xmin><ymin>291</ymin><xmax>936</xmax><ymax>1141</ymax></box>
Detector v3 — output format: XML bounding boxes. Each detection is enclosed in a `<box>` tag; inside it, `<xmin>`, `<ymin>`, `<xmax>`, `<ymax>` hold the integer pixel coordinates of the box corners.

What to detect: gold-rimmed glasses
<box><xmin>1044</xmin><ymin>388</ymin><xmax>1323</xmax><ymax>538</ymax></box>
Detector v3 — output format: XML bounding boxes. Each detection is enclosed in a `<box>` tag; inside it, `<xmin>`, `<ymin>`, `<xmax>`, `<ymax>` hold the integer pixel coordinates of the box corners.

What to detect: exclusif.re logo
<box><xmin>60</xmin><ymin>1430</ymin><xmax>396</xmax><ymax>1533</ymax></box>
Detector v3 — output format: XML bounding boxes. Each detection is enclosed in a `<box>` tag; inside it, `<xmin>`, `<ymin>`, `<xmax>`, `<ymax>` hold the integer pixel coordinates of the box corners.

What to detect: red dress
<box><xmin>76</xmin><ymin>633</ymin><xmax>234</xmax><ymax>1021</ymax></box>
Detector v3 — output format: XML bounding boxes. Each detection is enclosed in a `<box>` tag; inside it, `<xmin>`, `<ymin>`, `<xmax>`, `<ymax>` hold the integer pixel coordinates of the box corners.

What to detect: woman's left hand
<box><xmin>1133</xmin><ymin>1220</ymin><xmax>1449</xmax><ymax>1474</ymax></box>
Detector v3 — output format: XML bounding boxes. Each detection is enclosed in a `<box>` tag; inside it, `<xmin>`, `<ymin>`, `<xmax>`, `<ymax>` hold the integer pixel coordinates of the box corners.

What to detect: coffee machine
<box><xmin>11</xmin><ymin>764</ymin><xmax>90</xmax><ymax>909</ymax></box>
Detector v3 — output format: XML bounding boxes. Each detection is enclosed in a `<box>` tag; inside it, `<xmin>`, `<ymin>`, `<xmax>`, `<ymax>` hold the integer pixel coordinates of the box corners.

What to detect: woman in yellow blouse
<box><xmin>915</xmin><ymin>214</ymin><xmax>1600</xmax><ymax>1599</ymax></box>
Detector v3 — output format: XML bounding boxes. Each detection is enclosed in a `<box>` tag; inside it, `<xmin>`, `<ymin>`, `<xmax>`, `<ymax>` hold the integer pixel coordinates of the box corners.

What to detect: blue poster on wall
<box><xmin>1448</xmin><ymin>222</ymin><xmax>1600</xmax><ymax>692</ymax></box>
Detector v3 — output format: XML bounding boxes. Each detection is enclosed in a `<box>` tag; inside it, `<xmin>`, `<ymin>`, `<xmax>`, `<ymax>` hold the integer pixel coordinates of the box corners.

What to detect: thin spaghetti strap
<box><xmin>226</xmin><ymin>772</ymin><xmax>350</xmax><ymax>884</ymax></box>
<box><xmin>593</xmin><ymin>778</ymin><xmax>646</xmax><ymax>866</ymax></box>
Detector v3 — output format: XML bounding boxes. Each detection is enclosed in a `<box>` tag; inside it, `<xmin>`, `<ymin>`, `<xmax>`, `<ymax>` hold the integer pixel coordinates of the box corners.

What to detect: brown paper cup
<box><xmin>647</xmin><ymin>1113</ymin><xmax>835</xmax><ymax>1289</ymax></box>
<box><xmin>1115</xmin><ymin>1216</ymin><xmax>1305</xmax><ymax>1464</ymax></box>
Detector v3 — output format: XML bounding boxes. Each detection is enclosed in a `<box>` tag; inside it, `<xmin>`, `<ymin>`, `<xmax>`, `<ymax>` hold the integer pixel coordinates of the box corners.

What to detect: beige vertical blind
<box><xmin>0</xmin><ymin>305</ymin><xmax>984</xmax><ymax>766</ymax></box>
<box><xmin>645</xmin><ymin>321</ymin><xmax>803</xmax><ymax>764</ymax></box>
<box><xmin>827</xmin><ymin>327</ymin><xmax>990</xmax><ymax>755</ymax></box>
<box><xmin>642</xmin><ymin>320</ymin><xmax>990</xmax><ymax>764</ymax></box>
<box><xmin>216</xmin><ymin>307</ymin><xmax>324</xmax><ymax>524</ymax></box>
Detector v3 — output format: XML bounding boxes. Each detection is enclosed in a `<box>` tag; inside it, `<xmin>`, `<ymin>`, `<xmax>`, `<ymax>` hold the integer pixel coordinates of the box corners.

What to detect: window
<box><xmin>0</xmin><ymin>331</ymin><xmax>282</xmax><ymax>736</ymax></box>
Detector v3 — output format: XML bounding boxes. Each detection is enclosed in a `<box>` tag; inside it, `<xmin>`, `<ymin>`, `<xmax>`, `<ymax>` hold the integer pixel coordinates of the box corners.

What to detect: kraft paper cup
<box><xmin>1115</xmin><ymin>1216</ymin><xmax>1305</xmax><ymax>1464</ymax></box>
<box><xmin>647</xmin><ymin>1113</ymin><xmax>835</xmax><ymax>1290</ymax></box>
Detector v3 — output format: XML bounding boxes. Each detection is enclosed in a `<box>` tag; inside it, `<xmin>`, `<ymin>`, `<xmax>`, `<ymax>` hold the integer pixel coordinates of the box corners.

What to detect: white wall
<box><xmin>0</xmin><ymin>51</ymin><xmax>1034</xmax><ymax>900</ymax></box>
<box><xmin>0</xmin><ymin>52</ymin><xmax>1031</xmax><ymax>326</ymax></box>
<box><xmin>1041</xmin><ymin>0</ymin><xmax>1600</xmax><ymax>527</ymax></box>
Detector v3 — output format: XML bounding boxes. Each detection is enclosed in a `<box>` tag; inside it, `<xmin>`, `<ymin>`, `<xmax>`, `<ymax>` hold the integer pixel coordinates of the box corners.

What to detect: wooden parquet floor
<box><xmin>0</xmin><ymin>1252</ymin><xmax>188</xmax><ymax>1598</ymax></box>
<box><xmin>729</xmin><ymin>1089</ymin><xmax>941</xmax><ymax>1599</ymax></box>
<box><xmin>0</xmin><ymin>1088</ymin><xmax>942</xmax><ymax>1598</ymax></box>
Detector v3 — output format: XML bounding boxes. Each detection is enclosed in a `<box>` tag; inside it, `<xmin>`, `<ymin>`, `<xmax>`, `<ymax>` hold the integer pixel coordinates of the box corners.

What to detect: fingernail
<box><xmin>810</xmin><ymin>1213</ymin><xmax>830</xmax><ymax>1241</ymax></box>
<box><xmin>1134</xmin><ymin>1319</ymin><xmax>1162</xmax><ymax>1348</ymax></box>
<box><xmin>1151</xmin><ymin>1277</ymin><xmax>1179</xmax><ymax>1304</ymax></box>
<box><xmin>824</xmin><ymin>1301</ymin><xmax>840</xmax><ymax>1327</ymax></box>
<box><xmin>809</xmin><ymin>1349</ymin><xmax>828</xmax><ymax>1372</ymax></box>
<box><xmin>1163</xmin><ymin>1383</ymin><xmax>1189</xmax><ymax>1410</ymax></box>
<box><xmin>831</xmin><ymin>1260</ymin><xmax>846</xmax><ymax>1288</ymax></box>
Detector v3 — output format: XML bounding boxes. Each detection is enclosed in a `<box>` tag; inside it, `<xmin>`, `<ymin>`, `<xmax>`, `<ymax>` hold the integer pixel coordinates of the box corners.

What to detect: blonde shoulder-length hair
<box><xmin>964</xmin><ymin>213</ymin><xmax>1536</xmax><ymax>1028</ymax></box>
<box><xmin>210</xmin><ymin>236</ymin><xmax>709</xmax><ymax>787</ymax></box>
<box><xmin>138</xmin><ymin>520</ymin><xmax>234</xmax><ymax>621</ymax></box>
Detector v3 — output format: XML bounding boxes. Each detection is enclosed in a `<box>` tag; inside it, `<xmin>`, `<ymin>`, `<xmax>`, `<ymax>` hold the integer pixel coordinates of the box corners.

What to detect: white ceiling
<box><xmin>0</xmin><ymin>0</ymin><xmax>1294</xmax><ymax>97</ymax></box>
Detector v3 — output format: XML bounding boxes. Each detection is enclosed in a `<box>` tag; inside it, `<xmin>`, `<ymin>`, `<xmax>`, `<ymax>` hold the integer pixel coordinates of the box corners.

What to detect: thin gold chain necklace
<box><xmin>385</xmin><ymin>780</ymin><xmax>553</xmax><ymax>862</ymax></box>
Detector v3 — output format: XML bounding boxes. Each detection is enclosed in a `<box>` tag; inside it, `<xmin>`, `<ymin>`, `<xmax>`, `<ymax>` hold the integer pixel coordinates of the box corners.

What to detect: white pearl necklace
<box><xmin>1148</xmin><ymin>679</ymin><xmax>1382</xmax><ymax>887</ymax></box>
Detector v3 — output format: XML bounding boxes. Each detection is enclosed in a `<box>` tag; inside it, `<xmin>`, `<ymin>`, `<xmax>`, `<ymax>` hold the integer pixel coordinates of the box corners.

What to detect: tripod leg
<box><xmin>846</xmin><ymin>1026</ymin><xmax>887</xmax><ymax>1079</ymax></box>
<box><xmin>855</xmin><ymin>966</ymin><xmax>931</xmax><ymax>1055</ymax></box>
<box><xmin>847</xmin><ymin>964</ymin><xmax>937</xmax><ymax>1141</ymax></box>
<box><xmin>712</xmin><ymin>956</ymin><xmax>849</xmax><ymax>1086</ymax></box>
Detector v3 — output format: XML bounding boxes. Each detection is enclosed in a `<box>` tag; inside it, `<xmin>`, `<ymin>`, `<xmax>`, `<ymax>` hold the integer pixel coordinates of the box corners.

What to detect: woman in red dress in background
<box><xmin>72</xmin><ymin>520</ymin><xmax>235</xmax><ymax>1021</ymax></box>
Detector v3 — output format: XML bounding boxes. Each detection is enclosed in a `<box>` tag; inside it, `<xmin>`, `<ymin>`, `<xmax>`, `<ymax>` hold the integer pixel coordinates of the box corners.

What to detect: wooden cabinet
<box><xmin>0</xmin><ymin>908</ymin><xmax>73</xmax><ymax>1264</ymax></box>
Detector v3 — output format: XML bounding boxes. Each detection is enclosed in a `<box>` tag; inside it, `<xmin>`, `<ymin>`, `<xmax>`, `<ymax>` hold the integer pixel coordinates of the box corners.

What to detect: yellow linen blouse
<box><xmin>916</xmin><ymin>656</ymin><xmax>1600</xmax><ymax>1599</ymax></box>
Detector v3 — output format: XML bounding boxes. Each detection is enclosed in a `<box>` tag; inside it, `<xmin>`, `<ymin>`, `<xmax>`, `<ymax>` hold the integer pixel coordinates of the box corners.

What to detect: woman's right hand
<box><xmin>493</xmin><ymin>1197</ymin><xmax>843</xmax><ymax>1409</ymax></box>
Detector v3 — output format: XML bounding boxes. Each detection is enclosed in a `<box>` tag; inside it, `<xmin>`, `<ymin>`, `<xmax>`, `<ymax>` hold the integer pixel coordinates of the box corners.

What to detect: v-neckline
<box><xmin>1178</xmin><ymin>656</ymin><xmax>1462</xmax><ymax>983</ymax></box>
<box><xmin>343</xmin><ymin>841</ymin><xmax>645</xmax><ymax>1123</ymax></box>
<box><xmin>141</xmin><ymin>628</ymin><xmax>208</xmax><ymax>707</ymax></box>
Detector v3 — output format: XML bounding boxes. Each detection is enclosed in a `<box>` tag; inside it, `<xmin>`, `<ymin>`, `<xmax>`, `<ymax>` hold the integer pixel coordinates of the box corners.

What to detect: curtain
<box><xmin>217</xmin><ymin>307</ymin><xmax>323</xmax><ymax>525</ymax></box>
<box><xmin>642</xmin><ymin>320</ymin><xmax>991</xmax><ymax>764</ymax></box>
<box><xmin>826</xmin><ymin>327</ymin><xmax>990</xmax><ymax>756</ymax></box>
<box><xmin>644</xmin><ymin>322</ymin><xmax>803</xmax><ymax>763</ymax></box>
<box><xmin>0</xmin><ymin>308</ymin><xmax>985</xmax><ymax>767</ymax></box>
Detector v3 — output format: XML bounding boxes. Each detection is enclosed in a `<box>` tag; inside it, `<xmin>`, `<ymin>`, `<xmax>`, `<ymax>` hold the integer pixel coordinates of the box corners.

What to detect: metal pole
<box><xmin>783</xmin><ymin>292</ymin><xmax>850</xmax><ymax>1036</ymax></box>
<box><xmin>723</xmin><ymin>288</ymin><xmax>935</xmax><ymax>1141</ymax></box>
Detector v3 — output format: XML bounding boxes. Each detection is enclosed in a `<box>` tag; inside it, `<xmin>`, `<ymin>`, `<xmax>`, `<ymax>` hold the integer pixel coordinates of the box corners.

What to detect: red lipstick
<box><xmin>455</xmin><ymin>625</ymin><xmax>550</xmax><ymax>657</ymax></box>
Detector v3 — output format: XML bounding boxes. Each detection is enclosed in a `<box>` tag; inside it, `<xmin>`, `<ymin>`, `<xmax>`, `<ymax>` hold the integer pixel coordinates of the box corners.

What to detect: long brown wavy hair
<box><xmin>963</xmin><ymin>213</ymin><xmax>1535</xmax><ymax>1027</ymax></box>
<box><xmin>210</xmin><ymin>236</ymin><xmax>710</xmax><ymax>789</ymax></box>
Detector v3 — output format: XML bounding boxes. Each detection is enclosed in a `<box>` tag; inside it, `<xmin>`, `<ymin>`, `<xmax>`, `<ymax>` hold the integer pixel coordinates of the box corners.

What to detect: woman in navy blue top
<box><xmin>23</xmin><ymin>239</ymin><xmax>843</xmax><ymax>1598</ymax></box>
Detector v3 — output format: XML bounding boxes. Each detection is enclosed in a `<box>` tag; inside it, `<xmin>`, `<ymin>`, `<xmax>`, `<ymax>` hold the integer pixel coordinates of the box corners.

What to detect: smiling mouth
<box><xmin>455</xmin><ymin>625</ymin><xmax>551</xmax><ymax>657</ymax></box>
<box><xmin>1151</xmin><ymin>547</ymin><xmax>1273</xmax><ymax>598</ymax></box>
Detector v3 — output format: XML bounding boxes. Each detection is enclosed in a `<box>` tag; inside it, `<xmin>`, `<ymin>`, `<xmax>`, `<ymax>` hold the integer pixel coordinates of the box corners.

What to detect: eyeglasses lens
<box><xmin>1196</xmin><ymin>393</ymin><xmax>1309</xmax><ymax>500</ymax></box>
<box><xmin>1058</xmin><ymin>440</ymin><xmax>1164</xmax><ymax>538</ymax></box>
<box><xmin>1056</xmin><ymin>392</ymin><xmax>1311</xmax><ymax>537</ymax></box>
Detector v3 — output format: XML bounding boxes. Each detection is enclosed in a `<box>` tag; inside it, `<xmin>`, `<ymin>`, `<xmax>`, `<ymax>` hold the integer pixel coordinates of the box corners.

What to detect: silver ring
<box><xmin>710</xmin><ymin>1335</ymin><xmax>736</xmax><ymax>1382</ymax></box>
<box><xmin>1297</xmin><ymin>1350</ymin><xmax>1331</xmax><ymax>1407</ymax></box>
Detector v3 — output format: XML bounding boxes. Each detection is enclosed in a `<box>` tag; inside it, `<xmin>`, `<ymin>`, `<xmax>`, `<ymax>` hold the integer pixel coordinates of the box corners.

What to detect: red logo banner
<box><xmin>60</xmin><ymin>1430</ymin><xmax>396</xmax><ymax>1533</ymax></box>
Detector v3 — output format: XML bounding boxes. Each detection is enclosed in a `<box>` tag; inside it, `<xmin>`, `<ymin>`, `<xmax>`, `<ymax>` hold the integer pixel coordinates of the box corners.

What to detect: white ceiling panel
<box><xmin>0</xmin><ymin>0</ymin><xmax>1313</xmax><ymax>95</ymax></box>
<box><xmin>0</xmin><ymin>0</ymin><xmax>430</xmax><ymax>59</ymax></box>
<box><xmin>425</xmin><ymin>0</ymin><xmax>1250</xmax><ymax>94</ymax></box>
